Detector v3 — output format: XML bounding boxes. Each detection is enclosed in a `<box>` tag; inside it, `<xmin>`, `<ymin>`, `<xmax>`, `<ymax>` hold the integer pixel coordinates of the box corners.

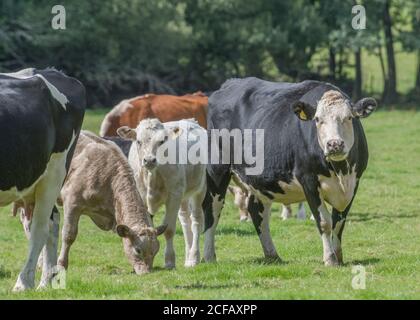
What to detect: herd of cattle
<box><xmin>0</xmin><ymin>68</ymin><xmax>377</xmax><ymax>291</ymax></box>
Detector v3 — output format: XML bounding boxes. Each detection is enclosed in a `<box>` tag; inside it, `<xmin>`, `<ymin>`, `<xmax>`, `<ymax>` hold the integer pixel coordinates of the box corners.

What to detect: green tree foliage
<box><xmin>1</xmin><ymin>0</ymin><xmax>188</xmax><ymax>105</ymax></box>
<box><xmin>0</xmin><ymin>0</ymin><xmax>418</xmax><ymax>106</ymax></box>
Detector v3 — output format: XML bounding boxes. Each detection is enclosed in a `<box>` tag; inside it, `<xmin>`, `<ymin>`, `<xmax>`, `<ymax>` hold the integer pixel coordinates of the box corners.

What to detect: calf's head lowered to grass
<box><xmin>116</xmin><ymin>223</ymin><xmax>167</xmax><ymax>274</ymax></box>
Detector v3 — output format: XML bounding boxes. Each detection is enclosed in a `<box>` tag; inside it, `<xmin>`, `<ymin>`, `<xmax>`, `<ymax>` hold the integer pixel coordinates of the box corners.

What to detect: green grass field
<box><xmin>0</xmin><ymin>109</ymin><xmax>419</xmax><ymax>299</ymax></box>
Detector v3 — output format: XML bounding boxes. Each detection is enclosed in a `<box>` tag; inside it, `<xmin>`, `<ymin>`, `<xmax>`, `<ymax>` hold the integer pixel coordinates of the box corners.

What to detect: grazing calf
<box><xmin>0</xmin><ymin>68</ymin><xmax>85</xmax><ymax>291</ymax></box>
<box><xmin>19</xmin><ymin>131</ymin><xmax>166</xmax><ymax>274</ymax></box>
<box><xmin>100</xmin><ymin>92</ymin><xmax>208</xmax><ymax>137</ymax></box>
<box><xmin>56</xmin><ymin>131</ymin><xmax>167</xmax><ymax>274</ymax></box>
<box><xmin>204</xmin><ymin>78</ymin><xmax>376</xmax><ymax>266</ymax></box>
<box><xmin>118</xmin><ymin>119</ymin><xmax>207</xmax><ymax>268</ymax></box>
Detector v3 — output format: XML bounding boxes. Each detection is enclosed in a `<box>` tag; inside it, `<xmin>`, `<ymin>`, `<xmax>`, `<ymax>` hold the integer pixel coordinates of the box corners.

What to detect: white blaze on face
<box><xmin>135</xmin><ymin>119</ymin><xmax>166</xmax><ymax>168</ymax></box>
<box><xmin>315</xmin><ymin>91</ymin><xmax>354</xmax><ymax>161</ymax></box>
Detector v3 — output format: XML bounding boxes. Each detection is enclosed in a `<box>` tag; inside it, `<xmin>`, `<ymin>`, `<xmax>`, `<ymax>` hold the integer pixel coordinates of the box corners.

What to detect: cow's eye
<box><xmin>314</xmin><ymin>117</ymin><xmax>320</xmax><ymax>123</ymax></box>
<box><xmin>134</xmin><ymin>248</ymin><xmax>143</xmax><ymax>257</ymax></box>
<box><xmin>348</xmin><ymin>116</ymin><xmax>352</xmax><ymax>121</ymax></box>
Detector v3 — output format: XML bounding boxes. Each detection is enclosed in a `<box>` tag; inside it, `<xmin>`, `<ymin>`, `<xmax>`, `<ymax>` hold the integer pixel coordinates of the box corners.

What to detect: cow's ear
<box><xmin>293</xmin><ymin>101</ymin><xmax>316</xmax><ymax>121</ymax></box>
<box><xmin>352</xmin><ymin>97</ymin><xmax>377</xmax><ymax>118</ymax></box>
<box><xmin>117</xmin><ymin>126</ymin><xmax>137</xmax><ymax>140</ymax></box>
<box><xmin>169</xmin><ymin>127</ymin><xmax>183</xmax><ymax>140</ymax></box>
<box><xmin>116</xmin><ymin>224</ymin><xmax>131</xmax><ymax>238</ymax></box>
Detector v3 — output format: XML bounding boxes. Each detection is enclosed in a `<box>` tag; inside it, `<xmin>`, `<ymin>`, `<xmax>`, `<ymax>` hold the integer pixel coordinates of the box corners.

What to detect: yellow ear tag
<box><xmin>299</xmin><ymin>110</ymin><xmax>307</xmax><ymax>120</ymax></box>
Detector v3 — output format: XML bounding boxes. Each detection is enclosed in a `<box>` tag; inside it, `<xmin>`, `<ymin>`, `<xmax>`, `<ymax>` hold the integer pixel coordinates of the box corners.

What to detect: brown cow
<box><xmin>99</xmin><ymin>92</ymin><xmax>208</xmax><ymax>136</ymax></box>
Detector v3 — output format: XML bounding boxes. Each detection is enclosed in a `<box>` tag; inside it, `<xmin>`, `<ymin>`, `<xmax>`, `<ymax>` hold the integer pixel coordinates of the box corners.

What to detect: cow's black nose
<box><xmin>327</xmin><ymin>139</ymin><xmax>344</xmax><ymax>153</ymax></box>
<box><xmin>143</xmin><ymin>157</ymin><xmax>157</xmax><ymax>168</ymax></box>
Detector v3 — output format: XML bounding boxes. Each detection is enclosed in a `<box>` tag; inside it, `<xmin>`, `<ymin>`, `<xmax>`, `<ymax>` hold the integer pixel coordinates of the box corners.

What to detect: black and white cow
<box><xmin>203</xmin><ymin>77</ymin><xmax>376</xmax><ymax>266</ymax></box>
<box><xmin>0</xmin><ymin>68</ymin><xmax>85</xmax><ymax>291</ymax></box>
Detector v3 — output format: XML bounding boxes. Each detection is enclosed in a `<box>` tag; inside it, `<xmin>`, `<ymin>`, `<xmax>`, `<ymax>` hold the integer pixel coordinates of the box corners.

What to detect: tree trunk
<box><xmin>416</xmin><ymin>49</ymin><xmax>420</xmax><ymax>92</ymax></box>
<box><xmin>353</xmin><ymin>49</ymin><xmax>362</xmax><ymax>100</ymax></box>
<box><xmin>337</xmin><ymin>47</ymin><xmax>344</xmax><ymax>79</ymax></box>
<box><xmin>329</xmin><ymin>48</ymin><xmax>336</xmax><ymax>80</ymax></box>
<box><xmin>376</xmin><ymin>37</ymin><xmax>388</xmax><ymax>97</ymax></box>
<box><xmin>382</xmin><ymin>0</ymin><xmax>398</xmax><ymax>104</ymax></box>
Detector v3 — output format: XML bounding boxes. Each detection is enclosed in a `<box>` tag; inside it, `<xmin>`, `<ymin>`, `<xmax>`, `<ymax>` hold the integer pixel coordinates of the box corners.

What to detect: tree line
<box><xmin>1</xmin><ymin>0</ymin><xmax>419</xmax><ymax>107</ymax></box>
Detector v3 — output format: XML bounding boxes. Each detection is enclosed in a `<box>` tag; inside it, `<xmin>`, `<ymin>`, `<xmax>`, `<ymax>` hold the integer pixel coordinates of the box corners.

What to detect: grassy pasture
<box><xmin>0</xmin><ymin>109</ymin><xmax>419</xmax><ymax>299</ymax></box>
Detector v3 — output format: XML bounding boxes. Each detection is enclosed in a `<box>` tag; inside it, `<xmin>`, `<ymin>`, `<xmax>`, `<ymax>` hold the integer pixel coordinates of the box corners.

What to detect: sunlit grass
<box><xmin>0</xmin><ymin>110</ymin><xmax>419</xmax><ymax>299</ymax></box>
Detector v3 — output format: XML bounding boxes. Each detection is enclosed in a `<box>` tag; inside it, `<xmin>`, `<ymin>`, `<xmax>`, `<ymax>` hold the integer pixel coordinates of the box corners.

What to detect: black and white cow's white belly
<box><xmin>317</xmin><ymin>166</ymin><xmax>358</xmax><ymax>211</ymax></box>
<box><xmin>234</xmin><ymin>167</ymin><xmax>357</xmax><ymax>212</ymax></box>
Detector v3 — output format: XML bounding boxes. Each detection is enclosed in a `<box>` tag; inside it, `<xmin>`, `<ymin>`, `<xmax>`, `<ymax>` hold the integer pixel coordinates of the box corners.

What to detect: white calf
<box><xmin>118</xmin><ymin>118</ymin><xmax>207</xmax><ymax>268</ymax></box>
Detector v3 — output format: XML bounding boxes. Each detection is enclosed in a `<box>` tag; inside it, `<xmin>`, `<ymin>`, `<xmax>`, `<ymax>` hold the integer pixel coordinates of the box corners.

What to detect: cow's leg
<box><xmin>248</xmin><ymin>195</ymin><xmax>279</xmax><ymax>260</ymax></box>
<box><xmin>19</xmin><ymin>209</ymin><xmax>45</xmax><ymax>268</ymax></box>
<box><xmin>318</xmin><ymin>201</ymin><xmax>338</xmax><ymax>266</ymax></box>
<box><xmin>163</xmin><ymin>196</ymin><xmax>182</xmax><ymax>269</ymax></box>
<box><xmin>13</xmin><ymin>155</ymin><xmax>67</xmax><ymax>292</ymax></box>
<box><xmin>203</xmin><ymin>170</ymin><xmax>231</xmax><ymax>262</ymax></box>
<box><xmin>281</xmin><ymin>205</ymin><xmax>292</xmax><ymax>220</ymax></box>
<box><xmin>303</xmin><ymin>184</ymin><xmax>339</xmax><ymax>266</ymax></box>
<box><xmin>57</xmin><ymin>204</ymin><xmax>81</xmax><ymax>270</ymax></box>
<box><xmin>331</xmin><ymin>187</ymin><xmax>357</xmax><ymax>265</ymax></box>
<box><xmin>296</xmin><ymin>202</ymin><xmax>307</xmax><ymax>220</ymax></box>
<box><xmin>331</xmin><ymin>209</ymin><xmax>346</xmax><ymax>265</ymax></box>
<box><xmin>38</xmin><ymin>207</ymin><xmax>60</xmax><ymax>289</ymax></box>
<box><xmin>178</xmin><ymin>201</ymin><xmax>193</xmax><ymax>266</ymax></box>
<box><xmin>302</xmin><ymin>178</ymin><xmax>342</xmax><ymax>266</ymax></box>
<box><xmin>231</xmin><ymin>187</ymin><xmax>249</xmax><ymax>222</ymax></box>
<box><xmin>186</xmin><ymin>192</ymin><xmax>205</xmax><ymax>267</ymax></box>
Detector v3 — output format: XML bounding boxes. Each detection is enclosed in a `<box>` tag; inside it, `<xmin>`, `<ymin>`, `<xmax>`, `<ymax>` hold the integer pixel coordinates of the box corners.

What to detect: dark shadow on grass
<box><xmin>175</xmin><ymin>283</ymin><xmax>240</xmax><ymax>290</ymax></box>
<box><xmin>345</xmin><ymin>257</ymin><xmax>380</xmax><ymax>266</ymax></box>
<box><xmin>215</xmin><ymin>226</ymin><xmax>255</xmax><ymax>236</ymax></box>
<box><xmin>176</xmin><ymin>225</ymin><xmax>255</xmax><ymax>237</ymax></box>
<box><xmin>0</xmin><ymin>266</ymin><xmax>11</xmax><ymax>279</ymax></box>
<box><xmin>247</xmin><ymin>256</ymin><xmax>287</xmax><ymax>266</ymax></box>
<box><xmin>152</xmin><ymin>266</ymin><xmax>172</xmax><ymax>272</ymax></box>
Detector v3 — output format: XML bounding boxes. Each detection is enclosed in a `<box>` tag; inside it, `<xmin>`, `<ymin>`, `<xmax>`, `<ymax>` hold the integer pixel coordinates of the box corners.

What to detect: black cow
<box><xmin>203</xmin><ymin>77</ymin><xmax>376</xmax><ymax>266</ymax></box>
<box><xmin>103</xmin><ymin>136</ymin><xmax>132</xmax><ymax>157</ymax></box>
<box><xmin>0</xmin><ymin>68</ymin><xmax>85</xmax><ymax>291</ymax></box>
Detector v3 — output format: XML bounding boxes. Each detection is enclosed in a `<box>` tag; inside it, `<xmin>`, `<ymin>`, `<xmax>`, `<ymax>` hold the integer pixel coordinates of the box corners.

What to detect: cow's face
<box><xmin>293</xmin><ymin>90</ymin><xmax>377</xmax><ymax>162</ymax></box>
<box><xmin>116</xmin><ymin>224</ymin><xmax>167</xmax><ymax>274</ymax></box>
<box><xmin>118</xmin><ymin>119</ymin><xmax>182</xmax><ymax>171</ymax></box>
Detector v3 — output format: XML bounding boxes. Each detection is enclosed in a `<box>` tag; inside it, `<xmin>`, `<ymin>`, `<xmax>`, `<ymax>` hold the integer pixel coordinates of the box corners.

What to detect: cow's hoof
<box><xmin>324</xmin><ymin>257</ymin><xmax>340</xmax><ymax>267</ymax></box>
<box><xmin>36</xmin><ymin>282</ymin><xmax>49</xmax><ymax>291</ymax></box>
<box><xmin>184</xmin><ymin>260</ymin><xmax>199</xmax><ymax>268</ymax></box>
<box><xmin>13</xmin><ymin>277</ymin><xmax>32</xmax><ymax>292</ymax></box>
<box><xmin>202</xmin><ymin>253</ymin><xmax>217</xmax><ymax>263</ymax></box>
<box><xmin>296</xmin><ymin>212</ymin><xmax>306</xmax><ymax>220</ymax></box>
<box><xmin>281</xmin><ymin>212</ymin><xmax>292</xmax><ymax>220</ymax></box>
<box><xmin>240</xmin><ymin>216</ymin><xmax>248</xmax><ymax>222</ymax></box>
<box><xmin>264</xmin><ymin>256</ymin><xmax>282</xmax><ymax>264</ymax></box>
<box><xmin>164</xmin><ymin>263</ymin><xmax>175</xmax><ymax>270</ymax></box>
